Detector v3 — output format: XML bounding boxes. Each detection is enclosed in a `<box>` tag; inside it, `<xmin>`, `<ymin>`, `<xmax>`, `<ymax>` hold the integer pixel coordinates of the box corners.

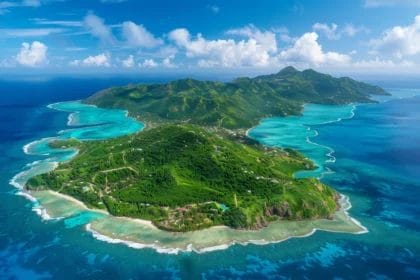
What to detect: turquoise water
<box><xmin>49</xmin><ymin>101</ymin><xmax>143</xmax><ymax>140</ymax></box>
<box><xmin>10</xmin><ymin>100</ymin><xmax>143</xmax><ymax>229</ymax></box>
<box><xmin>1</xmin><ymin>79</ymin><xmax>419</xmax><ymax>279</ymax></box>
<box><xmin>12</xmin><ymin>101</ymin><xmax>143</xmax><ymax>191</ymax></box>
<box><xmin>248</xmin><ymin>104</ymin><xmax>356</xmax><ymax>178</ymax></box>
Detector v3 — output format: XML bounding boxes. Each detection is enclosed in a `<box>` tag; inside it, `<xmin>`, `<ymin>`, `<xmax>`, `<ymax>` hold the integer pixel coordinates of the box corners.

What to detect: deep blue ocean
<box><xmin>0</xmin><ymin>78</ymin><xmax>419</xmax><ymax>279</ymax></box>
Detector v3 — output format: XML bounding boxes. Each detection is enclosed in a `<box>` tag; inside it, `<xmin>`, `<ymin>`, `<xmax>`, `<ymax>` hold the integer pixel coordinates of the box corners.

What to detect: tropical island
<box><xmin>86</xmin><ymin>66</ymin><xmax>387</xmax><ymax>129</ymax></box>
<box><xmin>26</xmin><ymin>67</ymin><xmax>388</xmax><ymax>232</ymax></box>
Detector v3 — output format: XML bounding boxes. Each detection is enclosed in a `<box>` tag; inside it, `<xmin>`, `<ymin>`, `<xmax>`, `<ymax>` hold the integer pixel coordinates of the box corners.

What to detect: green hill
<box><xmin>26</xmin><ymin>68</ymin><xmax>386</xmax><ymax>232</ymax></box>
<box><xmin>85</xmin><ymin>67</ymin><xmax>388</xmax><ymax>129</ymax></box>
<box><xmin>26</xmin><ymin>124</ymin><xmax>339</xmax><ymax>232</ymax></box>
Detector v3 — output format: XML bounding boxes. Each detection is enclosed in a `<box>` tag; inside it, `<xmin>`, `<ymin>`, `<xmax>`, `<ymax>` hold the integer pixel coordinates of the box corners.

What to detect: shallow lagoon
<box><xmin>248</xmin><ymin>103</ymin><xmax>356</xmax><ymax>179</ymax></box>
<box><xmin>32</xmin><ymin>190</ymin><xmax>365</xmax><ymax>253</ymax></box>
<box><xmin>11</xmin><ymin>101</ymin><xmax>143</xmax><ymax>192</ymax></box>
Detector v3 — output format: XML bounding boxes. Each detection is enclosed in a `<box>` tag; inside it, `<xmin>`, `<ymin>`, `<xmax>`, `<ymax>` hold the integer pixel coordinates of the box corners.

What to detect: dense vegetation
<box><xmin>86</xmin><ymin>67</ymin><xmax>389</xmax><ymax>129</ymax></box>
<box><xmin>27</xmin><ymin>124</ymin><xmax>339</xmax><ymax>231</ymax></box>
<box><xmin>26</xmin><ymin>68</ymin><xmax>388</xmax><ymax>231</ymax></box>
<box><xmin>48</xmin><ymin>138</ymin><xmax>81</xmax><ymax>149</ymax></box>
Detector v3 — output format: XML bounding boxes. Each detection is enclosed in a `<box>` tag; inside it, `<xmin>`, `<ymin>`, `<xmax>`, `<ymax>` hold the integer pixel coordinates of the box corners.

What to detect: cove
<box><xmin>248</xmin><ymin>103</ymin><xmax>356</xmax><ymax>179</ymax></box>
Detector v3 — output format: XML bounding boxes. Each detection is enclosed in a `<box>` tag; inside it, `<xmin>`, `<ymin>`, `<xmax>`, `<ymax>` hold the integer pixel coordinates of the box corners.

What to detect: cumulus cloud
<box><xmin>278</xmin><ymin>32</ymin><xmax>351</xmax><ymax>66</ymax></box>
<box><xmin>169</xmin><ymin>28</ymin><xmax>190</xmax><ymax>47</ymax></box>
<box><xmin>270</xmin><ymin>27</ymin><xmax>294</xmax><ymax>43</ymax></box>
<box><xmin>122</xmin><ymin>21</ymin><xmax>163</xmax><ymax>48</ymax></box>
<box><xmin>156</xmin><ymin>46</ymin><xmax>178</xmax><ymax>58</ymax></box>
<box><xmin>121</xmin><ymin>54</ymin><xmax>134</xmax><ymax>67</ymax></box>
<box><xmin>168</xmin><ymin>26</ymin><xmax>277</xmax><ymax>67</ymax></box>
<box><xmin>84</xmin><ymin>13</ymin><xmax>115</xmax><ymax>44</ymax></box>
<box><xmin>71</xmin><ymin>53</ymin><xmax>111</xmax><ymax>67</ymax></box>
<box><xmin>162</xmin><ymin>55</ymin><xmax>176</xmax><ymax>68</ymax></box>
<box><xmin>226</xmin><ymin>25</ymin><xmax>277</xmax><ymax>53</ymax></box>
<box><xmin>139</xmin><ymin>58</ymin><xmax>158</xmax><ymax>68</ymax></box>
<box><xmin>313</xmin><ymin>23</ymin><xmax>368</xmax><ymax>40</ymax></box>
<box><xmin>369</xmin><ymin>15</ymin><xmax>420</xmax><ymax>58</ymax></box>
<box><xmin>342</xmin><ymin>24</ymin><xmax>369</xmax><ymax>37</ymax></box>
<box><xmin>312</xmin><ymin>23</ymin><xmax>339</xmax><ymax>40</ymax></box>
<box><xmin>168</xmin><ymin>27</ymin><xmax>354</xmax><ymax>68</ymax></box>
<box><xmin>16</xmin><ymin>41</ymin><xmax>48</xmax><ymax>66</ymax></box>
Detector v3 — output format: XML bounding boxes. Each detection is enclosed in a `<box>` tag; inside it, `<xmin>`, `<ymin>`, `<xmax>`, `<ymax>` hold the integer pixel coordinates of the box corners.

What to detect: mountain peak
<box><xmin>277</xmin><ymin>66</ymin><xmax>299</xmax><ymax>75</ymax></box>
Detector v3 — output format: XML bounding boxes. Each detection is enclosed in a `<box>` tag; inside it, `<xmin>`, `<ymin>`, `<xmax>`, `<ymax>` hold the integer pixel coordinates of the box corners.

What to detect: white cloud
<box><xmin>369</xmin><ymin>15</ymin><xmax>420</xmax><ymax>58</ymax></box>
<box><xmin>226</xmin><ymin>25</ymin><xmax>277</xmax><ymax>53</ymax></box>
<box><xmin>71</xmin><ymin>53</ymin><xmax>111</xmax><ymax>67</ymax></box>
<box><xmin>0</xmin><ymin>0</ymin><xmax>40</xmax><ymax>8</ymax></box>
<box><xmin>312</xmin><ymin>23</ymin><xmax>339</xmax><ymax>40</ymax></box>
<box><xmin>168</xmin><ymin>27</ymin><xmax>355</xmax><ymax>68</ymax></box>
<box><xmin>68</xmin><ymin>60</ymin><xmax>80</xmax><ymax>66</ymax></box>
<box><xmin>156</xmin><ymin>46</ymin><xmax>178</xmax><ymax>58</ymax></box>
<box><xmin>169</xmin><ymin>26</ymin><xmax>277</xmax><ymax>67</ymax></box>
<box><xmin>0</xmin><ymin>0</ymin><xmax>40</xmax><ymax>14</ymax></box>
<box><xmin>168</xmin><ymin>28</ymin><xmax>190</xmax><ymax>47</ymax></box>
<box><xmin>16</xmin><ymin>41</ymin><xmax>48</xmax><ymax>66</ymax></box>
<box><xmin>0</xmin><ymin>28</ymin><xmax>65</xmax><ymax>37</ymax></box>
<box><xmin>83</xmin><ymin>53</ymin><xmax>110</xmax><ymax>67</ymax></box>
<box><xmin>139</xmin><ymin>58</ymin><xmax>158</xmax><ymax>68</ymax></box>
<box><xmin>122</xmin><ymin>21</ymin><xmax>163</xmax><ymax>48</ymax></box>
<box><xmin>32</xmin><ymin>19</ymin><xmax>83</xmax><ymax>27</ymax></box>
<box><xmin>270</xmin><ymin>27</ymin><xmax>294</xmax><ymax>43</ymax></box>
<box><xmin>278</xmin><ymin>32</ymin><xmax>351</xmax><ymax>66</ymax></box>
<box><xmin>162</xmin><ymin>55</ymin><xmax>176</xmax><ymax>68</ymax></box>
<box><xmin>364</xmin><ymin>0</ymin><xmax>420</xmax><ymax>7</ymax></box>
<box><xmin>23</xmin><ymin>0</ymin><xmax>40</xmax><ymax>7</ymax></box>
<box><xmin>0</xmin><ymin>57</ymin><xmax>15</xmax><ymax>68</ymax></box>
<box><xmin>352</xmin><ymin>57</ymin><xmax>414</xmax><ymax>68</ymax></box>
<box><xmin>64</xmin><ymin>47</ymin><xmax>86</xmax><ymax>52</ymax></box>
<box><xmin>121</xmin><ymin>54</ymin><xmax>134</xmax><ymax>67</ymax></box>
<box><xmin>83</xmin><ymin>15</ymin><xmax>162</xmax><ymax>48</ymax></box>
<box><xmin>84</xmin><ymin>13</ymin><xmax>115</xmax><ymax>44</ymax></box>
<box><xmin>342</xmin><ymin>24</ymin><xmax>369</xmax><ymax>37</ymax></box>
<box><xmin>207</xmin><ymin>5</ymin><xmax>219</xmax><ymax>14</ymax></box>
<box><xmin>313</xmin><ymin>23</ymin><xmax>368</xmax><ymax>40</ymax></box>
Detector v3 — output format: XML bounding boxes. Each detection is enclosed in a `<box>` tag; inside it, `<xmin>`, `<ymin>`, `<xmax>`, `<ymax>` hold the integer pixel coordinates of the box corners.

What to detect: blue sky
<box><xmin>0</xmin><ymin>0</ymin><xmax>419</xmax><ymax>76</ymax></box>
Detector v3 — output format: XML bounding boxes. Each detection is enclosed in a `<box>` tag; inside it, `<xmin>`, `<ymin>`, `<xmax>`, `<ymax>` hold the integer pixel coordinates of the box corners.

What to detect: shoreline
<box><xmin>13</xmin><ymin>100</ymin><xmax>368</xmax><ymax>255</ymax></box>
<box><xmin>83</xmin><ymin>194</ymin><xmax>367</xmax><ymax>255</ymax></box>
<box><xmin>27</xmin><ymin>189</ymin><xmax>367</xmax><ymax>254</ymax></box>
<box><xmin>247</xmin><ymin>103</ymin><xmax>358</xmax><ymax>179</ymax></box>
<box><xmin>32</xmin><ymin>188</ymin><xmax>365</xmax><ymax>232</ymax></box>
<box><xmin>31</xmin><ymin>190</ymin><xmax>157</xmax><ymax>228</ymax></box>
